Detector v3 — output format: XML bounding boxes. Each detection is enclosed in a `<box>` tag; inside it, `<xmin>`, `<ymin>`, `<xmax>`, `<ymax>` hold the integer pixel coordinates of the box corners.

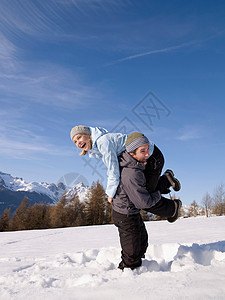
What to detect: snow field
<box><xmin>0</xmin><ymin>216</ymin><xmax>225</xmax><ymax>300</ymax></box>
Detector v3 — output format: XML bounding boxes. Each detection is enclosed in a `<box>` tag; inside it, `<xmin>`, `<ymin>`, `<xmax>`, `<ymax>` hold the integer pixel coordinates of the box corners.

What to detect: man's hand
<box><xmin>108</xmin><ymin>196</ymin><xmax>113</xmax><ymax>203</ymax></box>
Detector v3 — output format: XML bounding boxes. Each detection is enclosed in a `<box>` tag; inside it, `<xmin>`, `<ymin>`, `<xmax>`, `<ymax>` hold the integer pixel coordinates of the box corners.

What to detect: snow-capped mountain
<box><xmin>0</xmin><ymin>171</ymin><xmax>90</xmax><ymax>215</ymax></box>
<box><xmin>65</xmin><ymin>182</ymin><xmax>89</xmax><ymax>202</ymax></box>
<box><xmin>0</xmin><ymin>171</ymin><xmax>66</xmax><ymax>201</ymax></box>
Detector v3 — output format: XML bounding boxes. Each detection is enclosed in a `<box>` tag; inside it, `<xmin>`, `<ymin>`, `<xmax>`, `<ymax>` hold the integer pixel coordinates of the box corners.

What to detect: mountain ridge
<box><xmin>0</xmin><ymin>171</ymin><xmax>89</xmax><ymax>215</ymax></box>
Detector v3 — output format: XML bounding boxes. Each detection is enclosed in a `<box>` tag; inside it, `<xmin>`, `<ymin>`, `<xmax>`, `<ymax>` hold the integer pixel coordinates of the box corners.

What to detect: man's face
<box><xmin>72</xmin><ymin>134</ymin><xmax>92</xmax><ymax>151</ymax></box>
<box><xmin>130</xmin><ymin>143</ymin><xmax>150</xmax><ymax>163</ymax></box>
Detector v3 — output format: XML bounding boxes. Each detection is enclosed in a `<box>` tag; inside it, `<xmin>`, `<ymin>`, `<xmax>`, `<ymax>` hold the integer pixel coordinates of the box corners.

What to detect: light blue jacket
<box><xmin>88</xmin><ymin>126</ymin><xmax>154</xmax><ymax>198</ymax></box>
<box><xmin>88</xmin><ymin>127</ymin><xmax>127</xmax><ymax>198</ymax></box>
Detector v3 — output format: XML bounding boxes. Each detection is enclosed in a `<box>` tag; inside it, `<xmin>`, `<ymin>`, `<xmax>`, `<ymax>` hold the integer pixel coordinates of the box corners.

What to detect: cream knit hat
<box><xmin>70</xmin><ymin>125</ymin><xmax>91</xmax><ymax>141</ymax></box>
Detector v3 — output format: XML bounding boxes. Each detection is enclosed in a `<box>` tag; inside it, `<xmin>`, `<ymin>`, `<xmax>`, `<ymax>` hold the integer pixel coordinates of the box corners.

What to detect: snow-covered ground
<box><xmin>0</xmin><ymin>216</ymin><xmax>225</xmax><ymax>300</ymax></box>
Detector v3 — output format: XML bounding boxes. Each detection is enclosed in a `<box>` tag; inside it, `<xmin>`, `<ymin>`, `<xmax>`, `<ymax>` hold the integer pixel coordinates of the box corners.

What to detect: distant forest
<box><xmin>0</xmin><ymin>182</ymin><xmax>224</xmax><ymax>232</ymax></box>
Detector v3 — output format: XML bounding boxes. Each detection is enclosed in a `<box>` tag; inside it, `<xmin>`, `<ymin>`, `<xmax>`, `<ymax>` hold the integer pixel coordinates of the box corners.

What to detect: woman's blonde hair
<box><xmin>79</xmin><ymin>135</ymin><xmax>92</xmax><ymax>156</ymax></box>
<box><xmin>79</xmin><ymin>149</ymin><xmax>88</xmax><ymax>156</ymax></box>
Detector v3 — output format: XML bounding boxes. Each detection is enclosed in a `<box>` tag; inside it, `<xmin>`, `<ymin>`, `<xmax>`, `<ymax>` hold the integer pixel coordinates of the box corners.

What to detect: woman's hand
<box><xmin>108</xmin><ymin>196</ymin><xmax>113</xmax><ymax>203</ymax></box>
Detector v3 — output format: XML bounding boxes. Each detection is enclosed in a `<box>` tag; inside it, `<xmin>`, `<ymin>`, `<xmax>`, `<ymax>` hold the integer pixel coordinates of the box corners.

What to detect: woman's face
<box><xmin>72</xmin><ymin>134</ymin><xmax>92</xmax><ymax>151</ymax></box>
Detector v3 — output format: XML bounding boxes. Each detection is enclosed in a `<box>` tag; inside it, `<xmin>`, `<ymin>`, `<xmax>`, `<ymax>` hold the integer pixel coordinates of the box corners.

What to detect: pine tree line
<box><xmin>1</xmin><ymin>181</ymin><xmax>224</xmax><ymax>231</ymax></box>
<box><xmin>0</xmin><ymin>181</ymin><xmax>112</xmax><ymax>232</ymax></box>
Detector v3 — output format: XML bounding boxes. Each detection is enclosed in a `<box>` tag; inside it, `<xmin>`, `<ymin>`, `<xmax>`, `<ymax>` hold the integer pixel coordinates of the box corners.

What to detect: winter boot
<box><xmin>118</xmin><ymin>260</ymin><xmax>142</xmax><ymax>271</ymax></box>
<box><xmin>118</xmin><ymin>261</ymin><xmax>125</xmax><ymax>271</ymax></box>
<box><xmin>164</xmin><ymin>169</ymin><xmax>181</xmax><ymax>192</ymax></box>
<box><xmin>168</xmin><ymin>199</ymin><xmax>182</xmax><ymax>223</ymax></box>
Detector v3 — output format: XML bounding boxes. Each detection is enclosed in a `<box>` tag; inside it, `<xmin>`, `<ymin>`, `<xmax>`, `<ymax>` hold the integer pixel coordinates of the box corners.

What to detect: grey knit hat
<box><xmin>125</xmin><ymin>132</ymin><xmax>149</xmax><ymax>152</ymax></box>
<box><xmin>70</xmin><ymin>125</ymin><xmax>91</xmax><ymax>141</ymax></box>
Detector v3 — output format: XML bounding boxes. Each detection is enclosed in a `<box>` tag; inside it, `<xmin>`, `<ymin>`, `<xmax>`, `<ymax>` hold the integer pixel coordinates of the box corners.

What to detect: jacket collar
<box><xmin>119</xmin><ymin>151</ymin><xmax>146</xmax><ymax>170</ymax></box>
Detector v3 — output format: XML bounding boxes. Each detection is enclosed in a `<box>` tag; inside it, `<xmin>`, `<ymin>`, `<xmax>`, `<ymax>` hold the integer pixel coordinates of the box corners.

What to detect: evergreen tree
<box><xmin>10</xmin><ymin>197</ymin><xmax>31</xmax><ymax>231</ymax></box>
<box><xmin>0</xmin><ymin>208</ymin><xmax>11</xmax><ymax>231</ymax></box>
<box><xmin>28</xmin><ymin>202</ymin><xmax>51</xmax><ymax>229</ymax></box>
<box><xmin>85</xmin><ymin>181</ymin><xmax>107</xmax><ymax>225</ymax></box>
<box><xmin>39</xmin><ymin>202</ymin><xmax>51</xmax><ymax>228</ymax></box>
<box><xmin>50</xmin><ymin>197</ymin><xmax>67</xmax><ymax>228</ymax></box>
<box><xmin>188</xmin><ymin>200</ymin><xmax>199</xmax><ymax>217</ymax></box>
<box><xmin>64</xmin><ymin>194</ymin><xmax>85</xmax><ymax>227</ymax></box>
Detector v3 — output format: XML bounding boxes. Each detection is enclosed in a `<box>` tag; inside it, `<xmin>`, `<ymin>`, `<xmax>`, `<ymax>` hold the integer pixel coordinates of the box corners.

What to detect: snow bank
<box><xmin>0</xmin><ymin>217</ymin><xmax>225</xmax><ymax>300</ymax></box>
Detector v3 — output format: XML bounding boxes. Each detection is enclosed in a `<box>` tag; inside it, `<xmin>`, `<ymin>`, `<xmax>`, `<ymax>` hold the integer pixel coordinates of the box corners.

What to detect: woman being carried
<box><xmin>70</xmin><ymin>125</ymin><xmax>181</xmax><ymax>204</ymax></box>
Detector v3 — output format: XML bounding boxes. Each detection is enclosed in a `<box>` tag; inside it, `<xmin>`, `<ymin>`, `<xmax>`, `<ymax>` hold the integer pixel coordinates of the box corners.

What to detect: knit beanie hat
<box><xmin>125</xmin><ymin>132</ymin><xmax>149</xmax><ymax>153</ymax></box>
<box><xmin>70</xmin><ymin>125</ymin><xmax>91</xmax><ymax>141</ymax></box>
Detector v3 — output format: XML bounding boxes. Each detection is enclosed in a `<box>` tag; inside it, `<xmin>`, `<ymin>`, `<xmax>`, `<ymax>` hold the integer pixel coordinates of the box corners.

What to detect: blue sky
<box><xmin>0</xmin><ymin>0</ymin><xmax>225</xmax><ymax>206</ymax></box>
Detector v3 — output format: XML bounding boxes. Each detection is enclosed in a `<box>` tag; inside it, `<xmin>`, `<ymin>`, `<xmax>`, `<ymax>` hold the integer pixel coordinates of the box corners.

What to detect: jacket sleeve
<box><xmin>122</xmin><ymin>168</ymin><xmax>161</xmax><ymax>209</ymax></box>
<box><xmin>96</xmin><ymin>136</ymin><xmax>120</xmax><ymax>198</ymax></box>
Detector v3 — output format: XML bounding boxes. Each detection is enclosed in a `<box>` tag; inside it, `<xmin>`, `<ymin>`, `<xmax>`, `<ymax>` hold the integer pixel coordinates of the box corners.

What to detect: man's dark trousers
<box><xmin>112</xmin><ymin>210</ymin><xmax>148</xmax><ymax>269</ymax></box>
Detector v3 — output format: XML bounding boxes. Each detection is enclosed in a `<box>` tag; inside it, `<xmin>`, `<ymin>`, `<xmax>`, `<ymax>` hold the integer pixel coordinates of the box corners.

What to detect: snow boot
<box><xmin>118</xmin><ymin>261</ymin><xmax>125</xmax><ymax>271</ymax></box>
<box><xmin>118</xmin><ymin>260</ymin><xmax>142</xmax><ymax>271</ymax></box>
<box><xmin>168</xmin><ymin>199</ymin><xmax>182</xmax><ymax>223</ymax></box>
<box><xmin>164</xmin><ymin>169</ymin><xmax>181</xmax><ymax>192</ymax></box>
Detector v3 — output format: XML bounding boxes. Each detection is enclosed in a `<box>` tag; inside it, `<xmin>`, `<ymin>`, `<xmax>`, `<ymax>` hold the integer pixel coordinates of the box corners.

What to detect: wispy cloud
<box><xmin>0</xmin><ymin>136</ymin><xmax>73</xmax><ymax>159</ymax></box>
<box><xmin>105</xmin><ymin>32</ymin><xmax>225</xmax><ymax>66</ymax></box>
<box><xmin>0</xmin><ymin>0</ymin><xmax>130</xmax><ymax>40</ymax></box>
<box><xmin>105</xmin><ymin>41</ymin><xmax>195</xmax><ymax>66</ymax></box>
<box><xmin>0</xmin><ymin>62</ymin><xmax>102</xmax><ymax>109</ymax></box>
<box><xmin>177</xmin><ymin>125</ymin><xmax>205</xmax><ymax>141</ymax></box>
<box><xmin>0</xmin><ymin>1</ymin><xmax>65</xmax><ymax>38</ymax></box>
<box><xmin>0</xmin><ymin>118</ymin><xmax>73</xmax><ymax>159</ymax></box>
<box><xmin>0</xmin><ymin>33</ymin><xmax>19</xmax><ymax>72</ymax></box>
<box><xmin>1</xmin><ymin>5</ymin><xmax>103</xmax><ymax>107</ymax></box>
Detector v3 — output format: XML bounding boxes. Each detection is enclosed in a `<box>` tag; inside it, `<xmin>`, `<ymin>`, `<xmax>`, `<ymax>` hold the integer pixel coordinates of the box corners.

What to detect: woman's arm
<box><xmin>97</xmin><ymin>137</ymin><xmax>121</xmax><ymax>199</ymax></box>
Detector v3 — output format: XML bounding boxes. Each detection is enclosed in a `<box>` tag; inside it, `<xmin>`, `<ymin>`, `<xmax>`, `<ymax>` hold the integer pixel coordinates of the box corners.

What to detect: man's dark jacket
<box><xmin>112</xmin><ymin>151</ymin><xmax>161</xmax><ymax>215</ymax></box>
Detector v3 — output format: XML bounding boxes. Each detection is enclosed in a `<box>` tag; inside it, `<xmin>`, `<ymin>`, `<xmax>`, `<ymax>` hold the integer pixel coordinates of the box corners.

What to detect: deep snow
<box><xmin>0</xmin><ymin>216</ymin><xmax>225</xmax><ymax>300</ymax></box>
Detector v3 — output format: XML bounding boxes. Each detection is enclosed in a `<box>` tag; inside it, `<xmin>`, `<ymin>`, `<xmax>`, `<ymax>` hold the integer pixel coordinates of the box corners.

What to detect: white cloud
<box><xmin>0</xmin><ymin>62</ymin><xmax>102</xmax><ymax>109</ymax></box>
<box><xmin>0</xmin><ymin>33</ymin><xmax>19</xmax><ymax>72</ymax></box>
<box><xmin>105</xmin><ymin>32</ymin><xmax>225</xmax><ymax>66</ymax></box>
<box><xmin>105</xmin><ymin>41</ymin><xmax>195</xmax><ymax>66</ymax></box>
<box><xmin>0</xmin><ymin>1</ymin><xmax>106</xmax><ymax>110</ymax></box>
<box><xmin>0</xmin><ymin>129</ymin><xmax>73</xmax><ymax>159</ymax></box>
<box><xmin>177</xmin><ymin>125</ymin><xmax>204</xmax><ymax>141</ymax></box>
<box><xmin>0</xmin><ymin>0</ymin><xmax>130</xmax><ymax>40</ymax></box>
<box><xmin>0</xmin><ymin>113</ymin><xmax>73</xmax><ymax>159</ymax></box>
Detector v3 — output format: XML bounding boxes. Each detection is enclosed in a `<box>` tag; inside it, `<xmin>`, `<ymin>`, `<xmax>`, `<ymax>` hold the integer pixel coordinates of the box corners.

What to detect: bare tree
<box><xmin>212</xmin><ymin>184</ymin><xmax>225</xmax><ymax>216</ymax></box>
<box><xmin>202</xmin><ymin>192</ymin><xmax>212</xmax><ymax>217</ymax></box>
